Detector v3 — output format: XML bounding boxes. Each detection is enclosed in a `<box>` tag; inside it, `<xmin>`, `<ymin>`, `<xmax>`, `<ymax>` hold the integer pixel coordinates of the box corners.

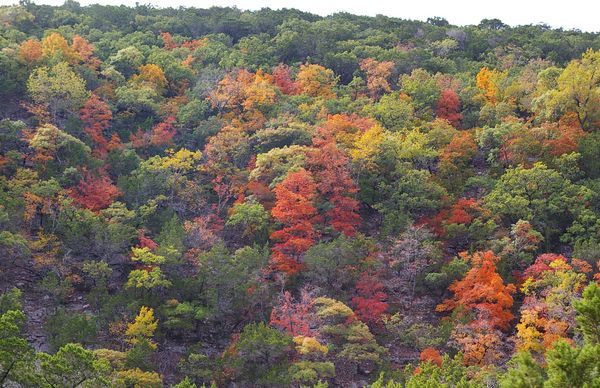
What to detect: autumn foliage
<box><xmin>270</xmin><ymin>289</ymin><xmax>314</xmax><ymax>336</ymax></box>
<box><xmin>308</xmin><ymin>137</ymin><xmax>360</xmax><ymax>236</ymax></box>
<box><xmin>270</xmin><ymin>169</ymin><xmax>320</xmax><ymax>275</ymax></box>
<box><xmin>80</xmin><ymin>94</ymin><xmax>117</xmax><ymax>157</ymax></box>
<box><xmin>68</xmin><ymin>173</ymin><xmax>121</xmax><ymax>212</ymax></box>
<box><xmin>435</xmin><ymin>89</ymin><xmax>462</xmax><ymax>127</ymax></box>
<box><xmin>351</xmin><ymin>272</ymin><xmax>389</xmax><ymax>324</ymax></box>
<box><xmin>437</xmin><ymin>251</ymin><xmax>516</xmax><ymax>331</ymax></box>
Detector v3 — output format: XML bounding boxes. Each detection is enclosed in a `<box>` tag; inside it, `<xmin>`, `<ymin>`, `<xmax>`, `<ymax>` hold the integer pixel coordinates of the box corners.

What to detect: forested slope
<box><xmin>0</xmin><ymin>2</ymin><xmax>600</xmax><ymax>387</ymax></box>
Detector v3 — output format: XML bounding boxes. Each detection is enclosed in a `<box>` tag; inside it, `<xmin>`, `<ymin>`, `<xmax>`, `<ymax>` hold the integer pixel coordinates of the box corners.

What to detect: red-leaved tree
<box><xmin>352</xmin><ymin>272</ymin><xmax>389</xmax><ymax>325</ymax></box>
<box><xmin>436</xmin><ymin>89</ymin><xmax>463</xmax><ymax>128</ymax></box>
<box><xmin>270</xmin><ymin>289</ymin><xmax>315</xmax><ymax>336</ymax></box>
<box><xmin>80</xmin><ymin>94</ymin><xmax>117</xmax><ymax>158</ymax></box>
<box><xmin>308</xmin><ymin>138</ymin><xmax>360</xmax><ymax>236</ymax></box>
<box><xmin>69</xmin><ymin>173</ymin><xmax>121</xmax><ymax>212</ymax></box>
<box><xmin>270</xmin><ymin>168</ymin><xmax>319</xmax><ymax>275</ymax></box>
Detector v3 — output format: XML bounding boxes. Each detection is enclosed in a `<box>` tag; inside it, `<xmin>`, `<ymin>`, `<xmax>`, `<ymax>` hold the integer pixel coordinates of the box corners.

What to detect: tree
<box><xmin>37</xmin><ymin>343</ymin><xmax>110</xmax><ymax>388</ymax></box>
<box><xmin>296</xmin><ymin>64</ymin><xmax>337</xmax><ymax>98</ymax></box>
<box><xmin>150</xmin><ymin>116</ymin><xmax>177</xmax><ymax>146</ymax></box>
<box><xmin>272</xmin><ymin>63</ymin><xmax>298</xmax><ymax>95</ymax></box>
<box><xmin>303</xmin><ymin>234</ymin><xmax>373</xmax><ymax>299</ymax></box>
<box><xmin>419</xmin><ymin>347</ymin><xmax>443</xmax><ymax>367</ymax></box>
<box><xmin>308</xmin><ymin>138</ymin><xmax>360</xmax><ymax>236</ymax></box>
<box><xmin>500</xmin><ymin>351</ymin><xmax>545</xmax><ymax>388</ymax></box>
<box><xmin>132</xmin><ymin>64</ymin><xmax>168</xmax><ymax>94</ymax></box>
<box><xmin>437</xmin><ymin>251</ymin><xmax>515</xmax><ymax>365</ymax></box>
<box><xmin>437</xmin><ymin>251</ymin><xmax>515</xmax><ymax>330</ymax></box>
<box><xmin>126</xmin><ymin>247</ymin><xmax>171</xmax><ymax>292</ymax></box>
<box><xmin>476</xmin><ymin>67</ymin><xmax>504</xmax><ymax>105</ymax></box>
<box><xmin>352</xmin><ymin>272</ymin><xmax>389</xmax><ymax>325</ymax></box>
<box><xmin>126</xmin><ymin>306</ymin><xmax>158</xmax><ymax>347</ymax></box>
<box><xmin>544</xmin><ymin>339</ymin><xmax>600</xmax><ymax>387</ymax></box>
<box><xmin>367</xmin><ymin>92</ymin><xmax>416</xmax><ymax>131</ymax></box>
<box><xmin>270</xmin><ymin>289</ymin><xmax>315</xmax><ymax>337</ymax></box>
<box><xmin>27</xmin><ymin>62</ymin><xmax>89</xmax><ymax>121</ymax></box>
<box><xmin>436</xmin><ymin>89</ymin><xmax>463</xmax><ymax>128</ymax></box>
<box><xmin>313</xmin><ymin>297</ymin><xmax>385</xmax><ymax>377</ymax></box>
<box><xmin>270</xmin><ymin>168</ymin><xmax>319</xmax><ymax>275</ymax></box>
<box><xmin>228</xmin><ymin>322</ymin><xmax>293</xmax><ymax>385</ymax></box>
<box><xmin>28</xmin><ymin>123</ymin><xmax>91</xmax><ymax>165</ymax></box>
<box><xmin>374</xmin><ymin>165</ymin><xmax>447</xmax><ymax>236</ymax></box>
<box><xmin>0</xmin><ymin>308</ymin><xmax>34</xmax><ymax>386</ymax></box>
<box><xmin>226</xmin><ymin>201</ymin><xmax>270</xmax><ymax>243</ymax></box>
<box><xmin>360</xmin><ymin>58</ymin><xmax>395</xmax><ymax>99</ymax></box>
<box><xmin>71</xmin><ymin>35</ymin><xmax>98</xmax><ymax>69</ymax></box>
<box><xmin>400</xmin><ymin>69</ymin><xmax>441</xmax><ymax>119</ymax></box>
<box><xmin>18</xmin><ymin>38</ymin><xmax>42</xmax><ymax>64</ymax></box>
<box><xmin>68</xmin><ymin>173</ymin><xmax>121</xmax><ymax>212</ymax></box>
<box><xmin>80</xmin><ymin>94</ymin><xmax>115</xmax><ymax>158</ymax></box>
<box><xmin>41</xmin><ymin>32</ymin><xmax>78</xmax><ymax>63</ymax></box>
<box><xmin>537</xmin><ymin>49</ymin><xmax>600</xmax><ymax>131</ymax></box>
<box><xmin>437</xmin><ymin>131</ymin><xmax>477</xmax><ymax>193</ymax></box>
<box><xmin>484</xmin><ymin>162</ymin><xmax>592</xmax><ymax>248</ymax></box>
<box><xmin>574</xmin><ymin>283</ymin><xmax>600</xmax><ymax>344</ymax></box>
<box><xmin>515</xmin><ymin>254</ymin><xmax>589</xmax><ymax>354</ymax></box>
<box><xmin>389</xmin><ymin>224</ymin><xmax>441</xmax><ymax>301</ymax></box>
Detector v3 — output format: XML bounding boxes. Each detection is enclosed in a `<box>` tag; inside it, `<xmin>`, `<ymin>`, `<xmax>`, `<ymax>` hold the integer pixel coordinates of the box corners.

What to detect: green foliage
<box><xmin>500</xmin><ymin>351</ymin><xmax>545</xmax><ymax>388</ymax></box>
<box><xmin>228</xmin><ymin>322</ymin><xmax>293</xmax><ymax>385</ymax></box>
<box><xmin>574</xmin><ymin>283</ymin><xmax>600</xmax><ymax>344</ymax></box>
<box><xmin>226</xmin><ymin>201</ymin><xmax>270</xmax><ymax>243</ymax></box>
<box><xmin>0</xmin><ymin>297</ymin><xmax>34</xmax><ymax>387</ymax></box>
<box><xmin>45</xmin><ymin>309</ymin><xmax>98</xmax><ymax>351</ymax></box>
<box><xmin>366</xmin><ymin>92</ymin><xmax>416</xmax><ymax>131</ymax></box>
<box><xmin>37</xmin><ymin>343</ymin><xmax>111</xmax><ymax>388</ymax></box>
<box><xmin>484</xmin><ymin>163</ymin><xmax>592</xmax><ymax>248</ymax></box>
<box><xmin>27</xmin><ymin>61</ymin><xmax>89</xmax><ymax>119</ymax></box>
<box><xmin>303</xmin><ymin>234</ymin><xmax>374</xmax><ymax>298</ymax></box>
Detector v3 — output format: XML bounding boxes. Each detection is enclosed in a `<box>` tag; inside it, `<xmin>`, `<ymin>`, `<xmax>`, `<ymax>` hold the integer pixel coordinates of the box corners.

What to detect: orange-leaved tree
<box><xmin>435</xmin><ymin>89</ymin><xmax>462</xmax><ymax>128</ymax></box>
<box><xmin>437</xmin><ymin>250</ymin><xmax>515</xmax><ymax>330</ymax></box>
<box><xmin>68</xmin><ymin>173</ymin><xmax>121</xmax><ymax>212</ymax></box>
<box><xmin>80</xmin><ymin>93</ymin><xmax>117</xmax><ymax>158</ymax></box>
<box><xmin>436</xmin><ymin>250</ymin><xmax>516</xmax><ymax>364</ymax></box>
<box><xmin>308</xmin><ymin>137</ymin><xmax>360</xmax><ymax>236</ymax></box>
<box><xmin>270</xmin><ymin>168</ymin><xmax>320</xmax><ymax>275</ymax></box>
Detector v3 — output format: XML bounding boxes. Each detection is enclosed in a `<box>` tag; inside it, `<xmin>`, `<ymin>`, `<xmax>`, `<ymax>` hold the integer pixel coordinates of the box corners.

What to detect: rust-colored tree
<box><xmin>351</xmin><ymin>272</ymin><xmax>389</xmax><ymax>325</ymax></box>
<box><xmin>150</xmin><ymin>116</ymin><xmax>177</xmax><ymax>146</ymax></box>
<box><xmin>160</xmin><ymin>32</ymin><xmax>178</xmax><ymax>49</ymax></box>
<box><xmin>272</xmin><ymin>64</ymin><xmax>298</xmax><ymax>95</ymax></box>
<box><xmin>18</xmin><ymin>38</ymin><xmax>43</xmax><ymax>64</ymax></box>
<box><xmin>437</xmin><ymin>250</ymin><xmax>515</xmax><ymax>330</ymax></box>
<box><xmin>308</xmin><ymin>138</ymin><xmax>360</xmax><ymax>236</ymax></box>
<box><xmin>68</xmin><ymin>173</ymin><xmax>121</xmax><ymax>212</ymax></box>
<box><xmin>436</xmin><ymin>251</ymin><xmax>516</xmax><ymax>365</ymax></box>
<box><xmin>419</xmin><ymin>347</ymin><xmax>443</xmax><ymax>367</ymax></box>
<box><xmin>80</xmin><ymin>93</ymin><xmax>117</xmax><ymax>158</ymax></box>
<box><xmin>435</xmin><ymin>89</ymin><xmax>463</xmax><ymax>128</ymax></box>
<box><xmin>270</xmin><ymin>168</ymin><xmax>319</xmax><ymax>275</ymax></box>
<box><xmin>270</xmin><ymin>289</ymin><xmax>315</xmax><ymax>336</ymax></box>
<box><xmin>360</xmin><ymin>58</ymin><xmax>395</xmax><ymax>99</ymax></box>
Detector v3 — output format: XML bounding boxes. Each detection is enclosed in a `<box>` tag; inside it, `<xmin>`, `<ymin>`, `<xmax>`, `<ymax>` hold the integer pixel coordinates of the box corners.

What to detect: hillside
<box><xmin>0</xmin><ymin>2</ymin><xmax>600</xmax><ymax>387</ymax></box>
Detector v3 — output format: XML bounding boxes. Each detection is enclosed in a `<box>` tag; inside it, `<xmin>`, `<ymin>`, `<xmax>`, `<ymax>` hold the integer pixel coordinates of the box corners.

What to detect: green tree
<box><xmin>228</xmin><ymin>322</ymin><xmax>293</xmax><ymax>385</ymax></box>
<box><xmin>0</xmin><ymin>306</ymin><xmax>35</xmax><ymax>386</ymax></box>
<box><xmin>500</xmin><ymin>351</ymin><xmax>545</xmax><ymax>388</ymax></box>
<box><xmin>37</xmin><ymin>343</ymin><xmax>110</xmax><ymax>388</ymax></box>
<box><xmin>27</xmin><ymin>62</ymin><xmax>89</xmax><ymax>121</ymax></box>
<box><xmin>536</xmin><ymin>49</ymin><xmax>600</xmax><ymax>131</ymax></box>
<box><xmin>484</xmin><ymin>162</ymin><xmax>591</xmax><ymax>248</ymax></box>
<box><xmin>574</xmin><ymin>283</ymin><xmax>600</xmax><ymax>344</ymax></box>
